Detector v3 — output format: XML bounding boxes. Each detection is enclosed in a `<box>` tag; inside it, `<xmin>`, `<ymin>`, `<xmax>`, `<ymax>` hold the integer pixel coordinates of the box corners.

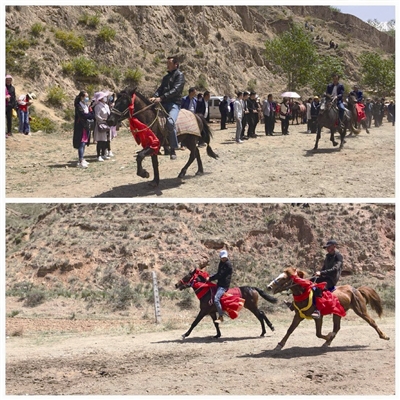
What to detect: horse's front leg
<box><xmin>314</xmin><ymin>126</ymin><xmax>321</xmax><ymax>150</ymax></box>
<box><xmin>274</xmin><ymin>313</ymin><xmax>303</xmax><ymax>350</ymax></box>
<box><xmin>181</xmin><ymin>309</ymin><xmax>208</xmax><ymax>339</ymax></box>
<box><xmin>136</xmin><ymin>147</ymin><xmax>154</xmax><ymax>179</ymax></box>
<box><xmin>330</xmin><ymin>129</ymin><xmax>339</xmax><ymax>147</ymax></box>
<box><xmin>150</xmin><ymin>154</ymin><xmax>159</xmax><ymax>187</ymax></box>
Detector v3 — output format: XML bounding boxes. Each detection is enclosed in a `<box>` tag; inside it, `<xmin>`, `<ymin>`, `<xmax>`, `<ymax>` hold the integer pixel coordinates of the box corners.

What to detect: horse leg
<box><xmin>322</xmin><ymin>315</ymin><xmax>341</xmax><ymax>347</ymax></box>
<box><xmin>149</xmin><ymin>154</ymin><xmax>159</xmax><ymax>187</ymax></box>
<box><xmin>194</xmin><ymin>146</ymin><xmax>204</xmax><ymax>176</ymax></box>
<box><xmin>136</xmin><ymin>147</ymin><xmax>153</xmax><ymax>179</ymax></box>
<box><xmin>182</xmin><ymin>308</ymin><xmax>209</xmax><ymax>339</ymax></box>
<box><xmin>339</xmin><ymin>127</ymin><xmax>346</xmax><ymax>149</ymax></box>
<box><xmin>210</xmin><ymin>311</ymin><xmax>222</xmax><ymax>339</ymax></box>
<box><xmin>350</xmin><ymin>293</ymin><xmax>389</xmax><ymax>340</ymax></box>
<box><xmin>177</xmin><ymin>143</ymin><xmax>196</xmax><ymax>179</ymax></box>
<box><xmin>330</xmin><ymin>129</ymin><xmax>339</xmax><ymax>147</ymax></box>
<box><xmin>314</xmin><ymin>126</ymin><xmax>321</xmax><ymax>150</ymax></box>
<box><xmin>275</xmin><ymin>313</ymin><xmax>303</xmax><ymax>350</ymax></box>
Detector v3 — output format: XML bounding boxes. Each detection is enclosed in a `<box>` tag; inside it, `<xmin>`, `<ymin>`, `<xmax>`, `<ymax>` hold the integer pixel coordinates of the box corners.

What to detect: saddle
<box><xmin>157</xmin><ymin>107</ymin><xmax>202</xmax><ymax>138</ymax></box>
<box><xmin>209</xmin><ymin>286</ymin><xmax>245</xmax><ymax>319</ymax></box>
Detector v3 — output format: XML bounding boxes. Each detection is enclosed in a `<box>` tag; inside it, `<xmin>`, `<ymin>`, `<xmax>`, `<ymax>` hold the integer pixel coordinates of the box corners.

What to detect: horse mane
<box><xmin>134</xmin><ymin>90</ymin><xmax>151</xmax><ymax>106</ymax></box>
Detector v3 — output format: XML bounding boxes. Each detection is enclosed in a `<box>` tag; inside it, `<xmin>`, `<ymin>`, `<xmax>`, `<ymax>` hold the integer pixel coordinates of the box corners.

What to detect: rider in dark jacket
<box><xmin>151</xmin><ymin>56</ymin><xmax>185</xmax><ymax>159</ymax></box>
<box><xmin>207</xmin><ymin>250</ymin><xmax>233</xmax><ymax>323</ymax></box>
<box><xmin>312</xmin><ymin>239</ymin><xmax>343</xmax><ymax>290</ymax></box>
<box><xmin>326</xmin><ymin>73</ymin><xmax>345</xmax><ymax>126</ymax></box>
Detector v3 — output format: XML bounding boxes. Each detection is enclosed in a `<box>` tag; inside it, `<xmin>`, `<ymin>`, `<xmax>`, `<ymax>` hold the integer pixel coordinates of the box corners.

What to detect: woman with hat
<box><xmin>93</xmin><ymin>91</ymin><xmax>111</xmax><ymax>162</ymax></box>
<box><xmin>5</xmin><ymin>74</ymin><xmax>17</xmax><ymax>138</ymax></box>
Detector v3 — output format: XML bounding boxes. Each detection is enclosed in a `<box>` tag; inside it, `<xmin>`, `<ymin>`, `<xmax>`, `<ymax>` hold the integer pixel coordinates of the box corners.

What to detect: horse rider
<box><xmin>325</xmin><ymin>73</ymin><xmax>345</xmax><ymax>128</ymax></box>
<box><xmin>349</xmin><ymin>85</ymin><xmax>363</xmax><ymax>103</ymax></box>
<box><xmin>206</xmin><ymin>250</ymin><xmax>233</xmax><ymax>323</ymax></box>
<box><xmin>150</xmin><ymin>56</ymin><xmax>185</xmax><ymax>160</ymax></box>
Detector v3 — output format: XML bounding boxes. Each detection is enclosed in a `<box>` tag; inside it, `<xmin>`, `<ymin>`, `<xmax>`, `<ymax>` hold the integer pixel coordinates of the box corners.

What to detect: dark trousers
<box><xmin>265</xmin><ymin>114</ymin><xmax>274</xmax><ymax>135</ymax></box>
<box><xmin>241</xmin><ymin>114</ymin><xmax>248</xmax><ymax>137</ymax></box>
<box><xmin>6</xmin><ymin>106</ymin><xmax>13</xmax><ymax>134</ymax></box>
<box><xmin>220</xmin><ymin>112</ymin><xmax>227</xmax><ymax>129</ymax></box>
<box><xmin>97</xmin><ymin>141</ymin><xmax>108</xmax><ymax>157</ymax></box>
<box><xmin>281</xmin><ymin>117</ymin><xmax>289</xmax><ymax>134</ymax></box>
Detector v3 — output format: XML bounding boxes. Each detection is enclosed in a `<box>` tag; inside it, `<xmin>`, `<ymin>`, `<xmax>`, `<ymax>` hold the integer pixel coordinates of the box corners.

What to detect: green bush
<box><xmin>197</xmin><ymin>73</ymin><xmax>207</xmax><ymax>90</ymax></box>
<box><xmin>79</xmin><ymin>12</ymin><xmax>101</xmax><ymax>28</ymax></box>
<box><xmin>124</xmin><ymin>68</ymin><xmax>143</xmax><ymax>86</ymax></box>
<box><xmin>23</xmin><ymin>289</ymin><xmax>46</xmax><ymax>307</ymax></box>
<box><xmin>61</xmin><ymin>61</ymin><xmax>74</xmax><ymax>75</ymax></box>
<box><xmin>55</xmin><ymin>29</ymin><xmax>85</xmax><ymax>54</ymax></box>
<box><xmin>46</xmin><ymin>85</ymin><xmax>67</xmax><ymax>108</ymax></box>
<box><xmin>98</xmin><ymin>26</ymin><xmax>116</xmax><ymax>42</ymax></box>
<box><xmin>30</xmin><ymin>115</ymin><xmax>57</xmax><ymax>133</ymax></box>
<box><xmin>72</xmin><ymin>56</ymin><xmax>98</xmax><ymax>78</ymax></box>
<box><xmin>30</xmin><ymin>22</ymin><xmax>45</xmax><ymax>37</ymax></box>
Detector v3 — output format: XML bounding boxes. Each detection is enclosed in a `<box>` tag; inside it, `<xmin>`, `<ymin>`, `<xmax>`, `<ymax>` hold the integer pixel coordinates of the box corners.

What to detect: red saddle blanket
<box><xmin>355</xmin><ymin>103</ymin><xmax>366</xmax><ymax>123</ymax></box>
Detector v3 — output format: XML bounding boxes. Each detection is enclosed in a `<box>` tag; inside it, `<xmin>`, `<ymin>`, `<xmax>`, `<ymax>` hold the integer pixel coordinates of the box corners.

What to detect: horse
<box><xmin>346</xmin><ymin>94</ymin><xmax>370</xmax><ymax>134</ymax></box>
<box><xmin>290</xmin><ymin>101</ymin><xmax>306</xmax><ymax>125</ymax></box>
<box><xmin>175</xmin><ymin>268</ymin><xmax>277</xmax><ymax>339</ymax></box>
<box><xmin>106</xmin><ymin>87</ymin><xmax>218</xmax><ymax>187</ymax></box>
<box><xmin>314</xmin><ymin>96</ymin><xmax>360</xmax><ymax>150</ymax></box>
<box><xmin>267</xmin><ymin>267</ymin><xmax>390</xmax><ymax>350</ymax></box>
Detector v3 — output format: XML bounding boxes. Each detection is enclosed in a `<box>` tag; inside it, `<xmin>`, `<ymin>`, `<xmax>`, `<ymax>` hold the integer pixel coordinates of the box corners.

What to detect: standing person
<box><xmin>206</xmin><ymin>250</ymin><xmax>233</xmax><ymax>323</ymax></box>
<box><xmin>228</xmin><ymin>98</ymin><xmax>235</xmax><ymax>123</ymax></box>
<box><xmin>241</xmin><ymin>91</ymin><xmax>250</xmax><ymax>140</ymax></box>
<box><xmin>105</xmin><ymin>92</ymin><xmax>116</xmax><ymax>158</ymax></box>
<box><xmin>234</xmin><ymin>91</ymin><xmax>244</xmax><ymax>143</ymax></box>
<box><xmin>387</xmin><ymin>100</ymin><xmax>395</xmax><ymax>126</ymax></box>
<box><xmin>181</xmin><ymin>87</ymin><xmax>197</xmax><ymax>113</ymax></box>
<box><xmin>195</xmin><ymin>90</ymin><xmax>209</xmax><ymax>147</ymax></box>
<box><xmin>310</xmin><ymin>96</ymin><xmax>320</xmax><ymax>133</ymax></box>
<box><xmin>150</xmin><ymin>56</ymin><xmax>185</xmax><ymax>160</ymax></box>
<box><xmin>219</xmin><ymin>95</ymin><xmax>229</xmax><ymax>130</ymax></box>
<box><xmin>247</xmin><ymin>92</ymin><xmax>260</xmax><ymax>138</ymax></box>
<box><xmin>306</xmin><ymin>97</ymin><xmax>312</xmax><ymax>133</ymax></box>
<box><xmin>5</xmin><ymin>74</ymin><xmax>17</xmax><ymax>138</ymax></box>
<box><xmin>17</xmin><ymin>93</ymin><xmax>35</xmax><ymax>135</ymax></box>
<box><xmin>73</xmin><ymin>90</ymin><xmax>94</xmax><ymax>168</ymax></box>
<box><xmin>365</xmin><ymin>98</ymin><xmax>373</xmax><ymax>128</ymax></box>
<box><xmin>93</xmin><ymin>91</ymin><xmax>111</xmax><ymax>162</ymax></box>
<box><xmin>279</xmin><ymin>97</ymin><xmax>290</xmax><ymax>135</ymax></box>
<box><xmin>262</xmin><ymin>93</ymin><xmax>275</xmax><ymax>136</ymax></box>
<box><xmin>326</xmin><ymin>73</ymin><xmax>345</xmax><ymax>128</ymax></box>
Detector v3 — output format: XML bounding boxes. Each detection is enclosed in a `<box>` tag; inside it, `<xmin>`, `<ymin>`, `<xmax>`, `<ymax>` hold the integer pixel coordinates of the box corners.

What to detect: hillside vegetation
<box><xmin>5</xmin><ymin>5</ymin><xmax>395</xmax><ymax>129</ymax></box>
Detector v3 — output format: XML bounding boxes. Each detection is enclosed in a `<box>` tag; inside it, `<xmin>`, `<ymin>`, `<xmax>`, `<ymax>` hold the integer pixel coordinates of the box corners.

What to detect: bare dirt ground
<box><xmin>6</xmin><ymin>306</ymin><xmax>395</xmax><ymax>396</ymax></box>
<box><xmin>5</xmin><ymin>120</ymin><xmax>395</xmax><ymax>199</ymax></box>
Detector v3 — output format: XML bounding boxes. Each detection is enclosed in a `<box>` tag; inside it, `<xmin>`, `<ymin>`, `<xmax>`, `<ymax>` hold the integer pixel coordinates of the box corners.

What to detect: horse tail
<box><xmin>253</xmin><ymin>287</ymin><xmax>278</xmax><ymax>303</ymax></box>
<box><xmin>196</xmin><ymin>114</ymin><xmax>219</xmax><ymax>159</ymax></box>
<box><xmin>357</xmin><ymin>286</ymin><xmax>384</xmax><ymax>317</ymax></box>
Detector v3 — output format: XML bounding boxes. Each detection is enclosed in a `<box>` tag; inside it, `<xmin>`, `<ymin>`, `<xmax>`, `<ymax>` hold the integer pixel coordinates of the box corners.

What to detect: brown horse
<box><xmin>175</xmin><ymin>268</ymin><xmax>277</xmax><ymax>339</ymax></box>
<box><xmin>347</xmin><ymin>94</ymin><xmax>370</xmax><ymax>134</ymax></box>
<box><xmin>290</xmin><ymin>101</ymin><xmax>306</xmax><ymax>125</ymax></box>
<box><xmin>267</xmin><ymin>267</ymin><xmax>390</xmax><ymax>350</ymax></box>
<box><xmin>106</xmin><ymin>87</ymin><xmax>218</xmax><ymax>187</ymax></box>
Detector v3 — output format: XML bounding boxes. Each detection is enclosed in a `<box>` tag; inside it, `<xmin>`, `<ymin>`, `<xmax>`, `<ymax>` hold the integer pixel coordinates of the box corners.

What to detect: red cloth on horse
<box><xmin>355</xmin><ymin>103</ymin><xmax>366</xmax><ymax>123</ymax></box>
<box><xmin>290</xmin><ymin>274</ymin><xmax>346</xmax><ymax>317</ymax></box>
<box><xmin>129</xmin><ymin>95</ymin><xmax>160</xmax><ymax>155</ymax></box>
<box><xmin>191</xmin><ymin>277</ymin><xmax>245</xmax><ymax>320</ymax></box>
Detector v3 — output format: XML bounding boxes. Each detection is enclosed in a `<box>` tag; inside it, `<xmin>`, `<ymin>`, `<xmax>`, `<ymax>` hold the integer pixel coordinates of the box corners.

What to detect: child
<box><xmin>17</xmin><ymin>93</ymin><xmax>35</xmax><ymax>135</ymax></box>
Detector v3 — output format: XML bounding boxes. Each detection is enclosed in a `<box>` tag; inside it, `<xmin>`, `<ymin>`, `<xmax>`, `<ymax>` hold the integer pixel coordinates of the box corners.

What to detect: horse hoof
<box><xmin>332</xmin><ymin>141</ymin><xmax>339</xmax><ymax>147</ymax></box>
<box><xmin>181</xmin><ymin>334</ymin><xmax>186</xmax><ymax>340</ymax></box>
<box><xmin>148</xmin><ymin>180</ymin><xmax>158</xmax><ymax>188</ymax></box>
<box><xmin>138</xmin><ymin>170</ymin><xmax>150</xmax><ymax>179</ymax></box>
<box><xmin>195</xmin><ymin>171</ymin><xmax>204</xmax><ymax>176</ymax></box>
<box><xmin>274</xmin><ymin>343</ymin><xmax>283</xmax><ymax>351</ymax></box>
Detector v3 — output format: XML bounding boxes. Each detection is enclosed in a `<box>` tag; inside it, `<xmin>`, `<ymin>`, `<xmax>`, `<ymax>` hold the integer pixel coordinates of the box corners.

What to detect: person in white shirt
<box><xmin>234</xmin><ymin>92</ymin><xmax>244</xmax><ymax>143</ymax></box>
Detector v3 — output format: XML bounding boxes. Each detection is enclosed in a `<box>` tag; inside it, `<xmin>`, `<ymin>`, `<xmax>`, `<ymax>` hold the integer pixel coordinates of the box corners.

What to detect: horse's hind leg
<box><xmin>177</xmin><ymin>148</ymin><xmax>196</xmax><ymax>179</ymax></box>
<box><xmin>194</xmin><ymin>146</ymin><xmax>204</xmax><ymax>176</ymax></box>
<box><xmin>314</xmin><ymin>127</ymin><xmax>321</xmax><ymax>150</ymax></box>
<box><xmin>150</xmin><ymin>154</ymin><xmax>159</xmax><ymax>187</ymax></box>
<box><xmin>330</xmin><ymin>129</ymin><xmax>339</xmax><ymax>147</ymax></box>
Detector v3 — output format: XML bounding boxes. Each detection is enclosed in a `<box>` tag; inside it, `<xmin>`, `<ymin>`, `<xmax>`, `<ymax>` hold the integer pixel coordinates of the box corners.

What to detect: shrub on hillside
<box><xmin>46</xmin><ymin>86</ymin><xmax>67</xmax><ymax>108</ymax></box>
<box><xmin>54</xmin><ymin>29</ymin><xmax>85</xmax><ymax>54</ymax></box>
<box><xmin>98</xmin><ymin>26</ymin><xmax>116</xmax><ymax>42</ymax></box>
<box><xmin>72</xmin><ymin>56</ymin><xmax>98</xmax><ymax>78</ymax></box>
<box><xmin>30</xmin><ymin>22</ymin><xmax>45</xmax><ymax>37</ymax></box>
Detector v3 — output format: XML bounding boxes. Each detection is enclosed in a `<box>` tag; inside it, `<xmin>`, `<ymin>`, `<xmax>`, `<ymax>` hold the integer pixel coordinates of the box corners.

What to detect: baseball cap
<box><xmin>323</xmin><ymin>240</ymin><xmax>338</xmax><ymax>248</ymax></box>
<box><xmin>219</xmin><ymin>250</ymin><xmax>228</xmax><ymax>258</ymax></box>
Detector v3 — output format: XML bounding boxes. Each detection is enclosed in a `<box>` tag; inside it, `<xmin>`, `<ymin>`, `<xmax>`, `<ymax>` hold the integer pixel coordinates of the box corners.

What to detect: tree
<box><xmin>264</xmin><ymin>23</ymin><xmax>317</xmax><ymax>91</ymax></box>
<box><xmin>308</xmin><ymin>55</ymin><xmax>345</xmax><ymax>97</ymax></box>
<box><xmin>358</xmin><ymin>52</ymin><xmax>395</xmax><ymax>97</ymax></box>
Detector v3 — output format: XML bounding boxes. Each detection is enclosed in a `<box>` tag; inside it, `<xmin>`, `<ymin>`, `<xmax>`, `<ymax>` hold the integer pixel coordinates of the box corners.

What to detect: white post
<box><xmin>152</xmin><ymin>271</ymin><xmax>161</xmax><ymax>324</ymax></box>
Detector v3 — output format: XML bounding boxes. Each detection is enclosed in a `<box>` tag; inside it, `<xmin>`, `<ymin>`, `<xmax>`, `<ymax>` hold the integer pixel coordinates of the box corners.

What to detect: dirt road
<box><xmin>5</xmin><ymin>121</ymin><xmax>395</xmax><ymax>198</ymax></box>
<box><xmin>6</xmin><ymin>312</ymin><xmax>395</xmax><ymax>395</ymax></box>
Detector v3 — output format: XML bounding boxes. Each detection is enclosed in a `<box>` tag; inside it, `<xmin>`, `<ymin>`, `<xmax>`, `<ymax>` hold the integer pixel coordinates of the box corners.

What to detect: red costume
<box><xmin>129</xmin><ymin>94</ymin><xmax>160</xmax><ymax>155</ymax></box>
<box><xmin>290</xmin><ymin>274</ymin><xmax>346</xmax><ymax>317</ymax></box>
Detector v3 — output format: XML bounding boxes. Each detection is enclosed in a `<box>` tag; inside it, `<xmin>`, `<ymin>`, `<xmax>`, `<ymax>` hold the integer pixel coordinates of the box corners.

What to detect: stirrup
<box><xmin>311</xmin><ymin>310</ymin><xmax>321</xmax><ymax>319</ymax></box>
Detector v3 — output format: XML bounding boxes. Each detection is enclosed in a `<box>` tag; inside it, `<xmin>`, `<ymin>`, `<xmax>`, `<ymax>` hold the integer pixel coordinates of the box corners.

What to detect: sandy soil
<box><xmin>5</xmin><ymin>120</ymin><xmax>395</xmax><ymax>199</ymax></box>
<box><xmin>5</xmin><ymin>308</ymin><xmax>394</xmax><ymax>396</ymax></box>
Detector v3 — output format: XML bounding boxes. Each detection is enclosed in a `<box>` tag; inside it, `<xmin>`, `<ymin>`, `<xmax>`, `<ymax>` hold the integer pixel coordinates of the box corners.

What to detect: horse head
<box><xmin>107</xmin><ymin>87</ymin><xmax>138</xmax><ymax>126</ymax></box>
<box><xmin>175</xmin><ymin>268</ymin><xmax>209</xmax><ymax>290</ymax></box>
<box><xmin>267</xmin><ymin>267</ymin><xmax>306</xmax><ymax>294</ymax></box>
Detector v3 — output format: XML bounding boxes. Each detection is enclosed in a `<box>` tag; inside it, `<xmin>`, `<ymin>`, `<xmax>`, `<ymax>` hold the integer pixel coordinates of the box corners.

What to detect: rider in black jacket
<box><xmin>150</xmin><ymin>56</ymin><xmax>185</xmax><ymax>159</ymax></box>
<box><xmin>207</xmin><ymin>250</ymin><xmax>233</xmax><ymax>323</ymax></box>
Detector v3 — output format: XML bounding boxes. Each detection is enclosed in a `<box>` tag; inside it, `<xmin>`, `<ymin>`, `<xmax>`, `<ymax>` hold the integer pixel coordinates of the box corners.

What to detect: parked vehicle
<box><xmin>208</xmin><ymin>96</ymin><xmax>223</xmax><ymax>119</ymax></box>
